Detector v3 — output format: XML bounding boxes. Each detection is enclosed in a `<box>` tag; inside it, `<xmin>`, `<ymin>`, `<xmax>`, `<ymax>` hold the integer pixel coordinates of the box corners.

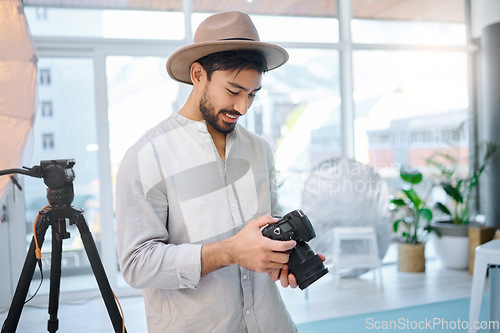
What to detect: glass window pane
<box><xmin>24</xmin><ymin>7</ymin><xmax>184</xmax><ymax>39</ymax></box>
<box><xmin>107</xmin><ymin>56</ymin><xmax>179</xmax><ymax>184</ymax></box>
<box><xmin>353</xmin><ymin>50</ymin><xmax>469</xmax><ymax>188</ymax></box>
<box><xmin>102</xmin><ymin>11</ymin><xmax>184</xmax><ymax>39</ymax></box>
<box><xmin>24</xmin><ymin>57</ymin><xmax>100</xmax><ymax>294</ymax></box>
<box><xmin>192</xmin><ymin>1</ymin><xmax>338</xmax><ymax>44</ymax></box>
<box><xmin>352</xmin><ymin>19</ymin><xmax>466</xmax><ymax>45</ymax></box>
<box><xmin>193</xmin><ymin>0</ymin><xmax>337</xmax><ymax>17</ymax></box>
<box><xmin>192</xmin><ymin>13</ymin><xmax>338</xmax><ymax>44</ymax></box>
<box><xmin>250</xmin><ymin>49</ymin><xmax>341</xmax><ymax>212</ymax></box>
<box><xmin>253</xmin><ymin>15</ymin><xmax>339</xmax><ymax>43</ymax></box>
<box><xmin>351</xmin><ymin>0</ymin><xmax>466</xmax><ymax>45</ymax></box>
<box><xmin>352</xmin><ymin>0</ymin><xmax>465</xmax><ymax>22</ymax></box>
<box><xmin>24</xmin><ymin>0</ymin><xmax>183</xmax><ymax>11</ymax></box>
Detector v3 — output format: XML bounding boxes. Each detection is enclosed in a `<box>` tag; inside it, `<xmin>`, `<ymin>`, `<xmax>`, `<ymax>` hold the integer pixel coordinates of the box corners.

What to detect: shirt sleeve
<box><xmin>115</xmin><ymin>144</ymin><xmax>202</xmax><ymax>290</ymax></box>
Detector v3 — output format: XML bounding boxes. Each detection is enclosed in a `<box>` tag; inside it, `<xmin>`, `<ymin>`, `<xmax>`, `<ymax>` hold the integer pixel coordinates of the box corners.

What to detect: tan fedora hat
<box><xmin>166</xmin><ymin>11</ymin><xmax>289</xmax><ymax>85</ymax></box>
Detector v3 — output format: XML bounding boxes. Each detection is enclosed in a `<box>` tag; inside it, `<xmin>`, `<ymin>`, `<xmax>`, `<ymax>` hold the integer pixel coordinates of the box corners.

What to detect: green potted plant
<box><xmin>390</xmin><ymin>168</ymin><xmax>439</xmax><ymax>272</ymax></box>
<box><xmin>426</xmin><ymin>141</ymin><xmax>499</xmax><ymax>269</ymax></box>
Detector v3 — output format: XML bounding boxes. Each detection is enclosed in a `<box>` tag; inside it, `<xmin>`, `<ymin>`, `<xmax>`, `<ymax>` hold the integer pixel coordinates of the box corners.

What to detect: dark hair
<box><xmin>196</xmin><ymin>49</ymin><xmax>268</xmax><ymax>81</ymax></box>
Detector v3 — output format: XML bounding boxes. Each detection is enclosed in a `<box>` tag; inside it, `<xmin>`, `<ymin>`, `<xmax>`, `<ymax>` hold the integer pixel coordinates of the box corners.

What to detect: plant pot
<box><xmin>397</xmin><ymin>242</ymin><xmax>425</xmax><ymax>272</ymax></box>
<box><xmin>431</xmin><ymin>220</ymin><xmax>483</xmax><ymax>270</ymax></box>
<box><xmin>468</xmin><ymin>226</ymin><xmax>497</xmax><ymax>274</ymax></box>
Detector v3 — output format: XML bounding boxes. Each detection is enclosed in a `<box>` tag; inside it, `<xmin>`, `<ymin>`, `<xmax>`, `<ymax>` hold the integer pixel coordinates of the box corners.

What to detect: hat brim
<box><xmin>166</xmin><ymin>40</ymin><xmax>289</xmax><ymax>85</ymax></box>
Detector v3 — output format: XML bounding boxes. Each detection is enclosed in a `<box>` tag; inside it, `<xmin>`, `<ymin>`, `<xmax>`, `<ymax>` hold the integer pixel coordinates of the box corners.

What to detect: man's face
<box><xmin>199</xmin><ymin>68</ymin><xmax>262</xmax><ymax>134</ymax></box>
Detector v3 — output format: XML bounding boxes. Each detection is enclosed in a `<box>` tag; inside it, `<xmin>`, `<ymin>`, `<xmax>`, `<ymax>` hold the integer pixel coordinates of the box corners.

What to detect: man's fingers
<box><xmin>268</xmin><ymin>269</ymin><xmax>280</xmax><ymax>281</ymax></box>
<box><xmin>254</xmin><ymin>215</ymin><xmax>279</xmax><ymax>228</ymax></box>
<box><xmin>266</xmin><ymin>238</ymin><xmax>296</xmax><ymax>252</ymax></box>
<box><xmin>269</xmin><ymin>251</ymin><xmax>291</xmax><ymax>265</ymax></box>
<box><xmin>266</xmin><ymin>262</ymin><xmax>286</xmax><ymax>270</ymax></box>
<box><xmin>288</xmin><ymin>273</ymin><xmax>298</xmax><ymax>289</ymax></box>
<box><xmin>280</xmin><ymin>265</ymin><xmax>290</xmax><ymax>287</ymax></box>
<box><xmin>279</xmin><ymin>266</ymin><xmax>298</xmax><ymax>289</ymax></box>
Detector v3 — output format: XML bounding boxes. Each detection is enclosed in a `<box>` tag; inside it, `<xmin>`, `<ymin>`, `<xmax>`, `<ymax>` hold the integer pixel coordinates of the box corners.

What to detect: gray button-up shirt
<box><xmin>115</xmin><ymin>112</ymin><xmax>297</xmax><ymax>332</ymax></box>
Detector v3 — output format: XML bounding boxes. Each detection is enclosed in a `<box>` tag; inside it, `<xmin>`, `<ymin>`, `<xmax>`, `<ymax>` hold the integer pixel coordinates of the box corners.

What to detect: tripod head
<box><xmin>40</xmin><ymin>160</ymin><xmax>75</xmax><ymax>207</ymax></box>
<box><xmin>0</xmin><ymin>159</ymin><xmax>76</xmax><ymax>207</ymax></box>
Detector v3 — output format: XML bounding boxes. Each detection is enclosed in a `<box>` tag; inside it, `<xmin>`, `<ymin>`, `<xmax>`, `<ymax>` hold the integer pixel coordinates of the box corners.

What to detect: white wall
<box><xmin>0</xmin><ymin>183</ymin><xmax>27</xmax><ymax>309</ymax></box>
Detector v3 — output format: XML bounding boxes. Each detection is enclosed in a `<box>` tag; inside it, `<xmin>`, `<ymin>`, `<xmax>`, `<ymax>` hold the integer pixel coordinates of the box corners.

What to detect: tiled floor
<box><xmin>280</xmin><ymin>257</ymin><xmax>475</xmax><ymax>324</ymax></box>
<box><xmin>0</xmin><ymin>246</ymin><xmax>480</xmax><ymax>332</ymax></box>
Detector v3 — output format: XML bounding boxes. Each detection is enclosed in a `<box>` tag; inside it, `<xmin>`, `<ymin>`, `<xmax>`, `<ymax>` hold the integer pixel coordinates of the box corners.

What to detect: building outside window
<box><xmin>22</xmin><ymin>57</ymin><xmax>99</xmax><ymax>296</ymax></box>
<box><xmin>351</xmin><ymin>0</ymin><xmax>469</xmax><ymax>199</ymax></box>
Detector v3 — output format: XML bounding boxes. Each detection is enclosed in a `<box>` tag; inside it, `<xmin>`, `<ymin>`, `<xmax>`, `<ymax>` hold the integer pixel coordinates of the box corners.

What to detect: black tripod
<box><xmin>1</xmin><ymin>160</ymin><xmax>126</xmax><ymax>332</ymax></box>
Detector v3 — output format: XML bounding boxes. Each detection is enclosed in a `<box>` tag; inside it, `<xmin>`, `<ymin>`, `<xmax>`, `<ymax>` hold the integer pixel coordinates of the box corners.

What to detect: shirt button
<box><xmin>243</xmin><ymin>274</ymin><xmax>248</xmax><ymax>280</ymax></box>
<box><xmin>232</xmin><ymin>202</ymin><xmax>236</xmax><ymax>207</ymax></box>
<box><xmin>246</xmin><ymin>310</ymin><xmax>251</xmax><ymax>315</ymax></box>
<box><xmin>205</xmin><ymin>138</ymin><xmax>210</xmax><ymax>143</ymax></box>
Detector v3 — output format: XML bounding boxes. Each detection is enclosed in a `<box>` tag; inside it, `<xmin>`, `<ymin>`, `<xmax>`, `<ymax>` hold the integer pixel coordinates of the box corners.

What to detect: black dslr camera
<box><xmin>262</xmin><ymin>210</ymin><xmax>328</xmax><ymax>289</ymax></box>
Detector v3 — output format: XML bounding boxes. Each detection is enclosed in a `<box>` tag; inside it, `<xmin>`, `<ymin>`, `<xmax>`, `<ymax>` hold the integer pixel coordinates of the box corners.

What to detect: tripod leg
<box><xmin>74</xmin><ymin>214</ymin><xmax>126</xmax><ymax>333</ymax></box>
<box><xmin>1</xmin><ymin>215</ymin><xmax>50</xmax><ymax>333</ymax></box>
<box><xmin>47</xmin><ymin>221</ymin><xmax>64</xmax><ymax>333</ymax></box>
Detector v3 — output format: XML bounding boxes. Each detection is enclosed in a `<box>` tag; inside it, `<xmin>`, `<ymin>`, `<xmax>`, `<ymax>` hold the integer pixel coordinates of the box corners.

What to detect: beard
<box><xmin>199</xmin><ymin>87</ymin><xmax>240</xmax><ymax>135</ymax></box>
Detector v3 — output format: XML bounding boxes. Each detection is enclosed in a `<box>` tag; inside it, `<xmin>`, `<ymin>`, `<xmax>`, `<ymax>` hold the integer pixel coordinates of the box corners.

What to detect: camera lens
<box><xmin>288</xmin><ymin>241</ymin><xmax>328</xmax><ymax>290</ymax></box>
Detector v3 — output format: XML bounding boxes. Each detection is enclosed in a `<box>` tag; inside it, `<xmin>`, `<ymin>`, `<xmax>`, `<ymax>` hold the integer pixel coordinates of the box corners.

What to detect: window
<box><xmin>24</xmin><ymin>57</ymin><xmax>99</xmax><ymax>294</ymax></box>
<box><xmin>259</xmin><ymin>49</ymin><xmax>341</xmax><ymax>213</ymax></box>
<box><xmin>41</xmin><ymin>101</ymin><xmax>53</xmax><ymax>117</ymax></box>
<box><xmin>42</xmin><ymin>133</ymin><xmax>54</xmax><ymax>149</ymax></box>
<box><xmin>24</xmin><ymin>7</ymin><xmax>185</xmax><ymax>39</ymax></box>
<box><xmin>351</xmin><ymin>0</ymin><xmax>466</xmax><ymax>45</ymax></box>
<box><xmin>192</xmin><ymin>0</ymin><xmax>338</xmax><ymax>44</ymax></box>
<box><xmin>35</xmin><ymin>7</ymin><xmax>48</xmax><ymax>21</ymax></box>
<box><xmin>106</xmin><ymin>56</ymin><xmax>176</xmax><ymax>187</ymax></box>
<box><xmin>39</xmin><ymin>68</ymin><xmax>51</xmax><ymax>85</ymax></box>
<box><xmin>353</xmin><ymin>50</ymin><xmax>469</xmax><ymax>183</ymax></box>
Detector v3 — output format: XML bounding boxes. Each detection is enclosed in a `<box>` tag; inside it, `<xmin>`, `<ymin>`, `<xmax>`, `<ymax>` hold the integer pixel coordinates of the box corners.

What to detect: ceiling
<box><xmin>22</xmin><ymin>0</ymin><xmax>465</xmax><ymax>23</ymax></box>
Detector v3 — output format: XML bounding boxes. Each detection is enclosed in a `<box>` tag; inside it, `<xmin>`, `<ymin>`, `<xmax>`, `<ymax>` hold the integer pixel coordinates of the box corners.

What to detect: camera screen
<box><xmin>280</xmin><ymin>222</ymin><xmax>292</xmax><ymax>232</ymax></box>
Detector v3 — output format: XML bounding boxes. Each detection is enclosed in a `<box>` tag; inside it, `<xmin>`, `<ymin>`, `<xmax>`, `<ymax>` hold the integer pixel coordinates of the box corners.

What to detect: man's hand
<box><xmin>228</xmin><ymin>215</ymin><xmax>296</xmax><ymax>272</ymax></box>
<box><xmin>268</xmin><ymin>253</ymin><xmax>326</xmax><ymax>289</ymax></box>
<box><xmin>200</xmin><ymin>215</ymin><xmax>296</xmax><ymax>276</ymax></box>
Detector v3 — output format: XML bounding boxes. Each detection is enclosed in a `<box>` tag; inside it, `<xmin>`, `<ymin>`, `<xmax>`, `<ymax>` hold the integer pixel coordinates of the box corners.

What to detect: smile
<box><xmin>221</xmin><ymin>112</ymin><xmax>240</xmax><ymax>124</ymax></box>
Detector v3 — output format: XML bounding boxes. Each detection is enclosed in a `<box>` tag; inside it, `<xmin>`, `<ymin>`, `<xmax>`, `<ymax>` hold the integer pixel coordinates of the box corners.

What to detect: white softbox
<box><xmin>0</xmin><ymin>0</ymin><xmax>37</xmax><ymax>200</ymax></box>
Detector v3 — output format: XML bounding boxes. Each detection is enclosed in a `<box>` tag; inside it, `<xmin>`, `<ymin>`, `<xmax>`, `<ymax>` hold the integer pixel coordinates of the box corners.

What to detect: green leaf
<box><xmin>425</xmin><ymin>153</ymin><xmax>457</xmax><ymax>179</ymax></box>
<box><xmin>400</xmin><ymin>168</ymin><xmax>422</xmax><ymax>184</ymax></box>
<box><xmin>418</xmin><ymin>208</ymin><xmax>433</xmax><ymax>222</ymax></box>
<box><xmin>442</xmin><ymin>182</ymin><xmax>463</xmax><ymax>203</ymax></box>
<box><xmin>393</xmin><ymin>219</ymin><xmax>401</xmax><ymax>233</ymax></box>
<box><xmin>393</xmin><ymin>218</ymin><xmax>409</xmax><ymax>233</ymax></box>
<box><xmin>390</xmin><ymin>198</ymin><xmax>406</xmax><ymax>206</ymax></box>
<box><xmin>435</xmin><ymin>202</ymin><xmax>451</xmax><ymax>215</ymax></box>
<box><xmin>402</xmin><ymin>188</ymin><xmax>423</xmax><ymax>209</ymax></box>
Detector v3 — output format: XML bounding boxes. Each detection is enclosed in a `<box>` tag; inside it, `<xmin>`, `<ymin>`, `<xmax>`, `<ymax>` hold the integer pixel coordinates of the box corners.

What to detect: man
<box><xmin>115</xmin><ymin>11</ymin><xmax>309</xmax><ymax>332</ymax></box>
